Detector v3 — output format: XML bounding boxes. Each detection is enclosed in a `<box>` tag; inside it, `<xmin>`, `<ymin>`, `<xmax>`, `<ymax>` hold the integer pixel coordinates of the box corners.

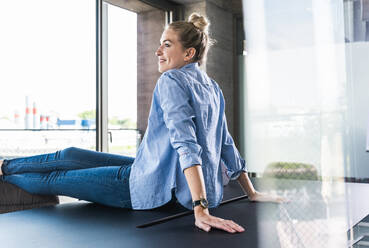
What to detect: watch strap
<box><xmin>192</xmin><ymin>198</ymin><xmax>208</xmax><ymax>209</ymax></box>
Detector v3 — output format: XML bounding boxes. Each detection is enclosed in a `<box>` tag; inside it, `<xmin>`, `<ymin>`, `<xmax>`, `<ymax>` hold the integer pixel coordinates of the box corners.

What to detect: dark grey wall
<box><xmin>137</xmin><ymin>0</ymin><xmax>241</xmax><ymax>139</ymax></box>
<box><xmin>137</xmin><ymin>10</ymin><xmax>165</xmax><ymax>135</ymax></box>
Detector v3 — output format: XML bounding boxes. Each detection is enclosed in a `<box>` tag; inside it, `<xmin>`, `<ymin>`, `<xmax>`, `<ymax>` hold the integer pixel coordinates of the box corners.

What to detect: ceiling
<box><xmin>104</xmin><ymin>0</ymin><xmax>156</xmax><ymax>13</ymax></box>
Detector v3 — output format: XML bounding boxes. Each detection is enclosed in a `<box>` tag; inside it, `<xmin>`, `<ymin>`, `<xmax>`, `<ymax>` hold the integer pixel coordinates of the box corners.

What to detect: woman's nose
<box><xmin>155</xmin><ymin>46</ymin><xmax>162</xmax><ymax>56</ymax></box>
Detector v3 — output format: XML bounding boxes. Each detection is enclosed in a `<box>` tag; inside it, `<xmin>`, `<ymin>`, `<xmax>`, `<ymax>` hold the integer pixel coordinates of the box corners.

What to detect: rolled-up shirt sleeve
<box><xmin>220</xmin><ymin>90</ymin><xmax>247</xmax><ymax>180</ymax></box>
<box><xmin>158</xmin><ymin>72</ymin><xmax>203</xmax><ymax>172</ymax></box>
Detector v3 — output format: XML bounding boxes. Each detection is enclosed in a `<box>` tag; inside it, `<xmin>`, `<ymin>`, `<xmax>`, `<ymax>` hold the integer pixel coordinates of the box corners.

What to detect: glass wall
<box><xmin>240</xmin><ymin>0</ymin><xmax>369</xmax><ymax>246</ymax></box>
<box><xmin>0</xmin><ymin>0</ymin><xmax>96</xmax><ymax>157</ymax></box>
<box><xmin>241</xmin><ymin>0</ymin><xmax>369</xmax><ymax>180</ymax></box>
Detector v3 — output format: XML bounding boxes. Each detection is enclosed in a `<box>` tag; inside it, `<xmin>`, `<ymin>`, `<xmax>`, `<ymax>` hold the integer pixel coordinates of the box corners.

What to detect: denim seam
<box><xmin>12</xmin><ymin>175</ymin><xmax>121</xmax><ymax>191</ymax></box>
<box><xmin>13</xmin><ymin>161</ymin><xmax>132</xmax><ymax>171</ymax></box>
<box><xmin>8</xmin><ymin>159</ymin><xmax>107</xmax><ymax>166</ymax></box>
<box><xmin>6</xmin><ymin>160</ymin><xmax>121</xmax><ymax>175</ymax></box>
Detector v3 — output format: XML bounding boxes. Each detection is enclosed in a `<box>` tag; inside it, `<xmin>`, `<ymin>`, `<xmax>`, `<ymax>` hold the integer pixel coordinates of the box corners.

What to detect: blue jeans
<box><xmin>1</xmin><ymin>147</ymin><xmax>134</xmax><ymax>209</ymax></box>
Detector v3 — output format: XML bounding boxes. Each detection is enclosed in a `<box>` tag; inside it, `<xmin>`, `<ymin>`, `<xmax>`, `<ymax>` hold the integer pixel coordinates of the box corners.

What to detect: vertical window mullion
<box><xmin>96</xmin><ymin>0</ymin><xmax>108</xmax><ymax>152</ymax></box>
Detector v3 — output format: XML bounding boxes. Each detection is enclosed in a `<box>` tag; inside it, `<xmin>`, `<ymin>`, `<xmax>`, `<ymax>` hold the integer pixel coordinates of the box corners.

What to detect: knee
<box><xmin>59</xmin><ymin>147</ymin><xmax>79</xmax><ymax>159</ymax></box>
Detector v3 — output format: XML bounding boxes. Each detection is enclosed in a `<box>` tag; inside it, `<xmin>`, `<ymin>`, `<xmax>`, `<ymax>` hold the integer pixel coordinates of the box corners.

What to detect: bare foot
<box><xmin>0</xmin><ymin>160</ymin><xmax>3</xmax><ymax>176</ymax></box>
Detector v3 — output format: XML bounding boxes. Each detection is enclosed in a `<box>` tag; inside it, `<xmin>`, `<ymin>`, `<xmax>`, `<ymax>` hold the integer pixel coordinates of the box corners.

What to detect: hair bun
<box><xmin>188</xmin><ymin>13</ymin><xmax>209</xmax><ymax>33</ymax></box>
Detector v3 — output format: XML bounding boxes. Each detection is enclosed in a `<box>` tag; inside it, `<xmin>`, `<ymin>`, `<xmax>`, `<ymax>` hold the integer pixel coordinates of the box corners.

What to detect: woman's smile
<box><xmin>155</xmin><ymin>28</ymin><xmax>189</xmax><ymax>73</ymax></box>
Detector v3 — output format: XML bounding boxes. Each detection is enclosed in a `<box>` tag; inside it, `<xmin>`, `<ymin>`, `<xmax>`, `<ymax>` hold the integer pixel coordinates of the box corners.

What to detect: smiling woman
<box><xmin>0</xmin><ymin>12</ymin><xmax>285</xmax><ymax>235</ymax></box>
<box><xmin>156</xmin><ymin>13</ymin><xmax>214</xmax><ymax>73</ymax></box>
<box><xmin>156</xmin><ymin>28</ymin><xmax>192</xmax><ymax>73</ymax></box>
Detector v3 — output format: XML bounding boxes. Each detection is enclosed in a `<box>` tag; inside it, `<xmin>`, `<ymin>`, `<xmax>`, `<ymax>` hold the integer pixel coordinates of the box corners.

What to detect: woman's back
<box><xmin>129</xmin><ymin>62</ymin><xmax>234</xmax><ymax>210</ymax></box>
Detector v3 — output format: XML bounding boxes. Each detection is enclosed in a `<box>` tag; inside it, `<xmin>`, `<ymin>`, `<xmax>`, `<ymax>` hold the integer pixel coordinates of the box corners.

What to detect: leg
<box><xmin>2</xmin><ymin>164</ymin><xmax>132</xmax><ymax>209</ymax></box>
<box><xmin>1</xmin><ymin>147</ymin><xmax>135</xmax><ymax>176</ymax></box>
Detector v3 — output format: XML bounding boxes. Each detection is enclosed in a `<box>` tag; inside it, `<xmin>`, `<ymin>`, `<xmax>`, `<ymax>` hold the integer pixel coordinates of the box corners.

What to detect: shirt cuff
<box><xmin>179</xmin><ymin>152</ymin><xmax>203</xmax><ymax>172</ymax></box>
<box><xmin>226</xmin><ymin>168</ymin><xmax>248</xmax><ymax>180</ymax></box>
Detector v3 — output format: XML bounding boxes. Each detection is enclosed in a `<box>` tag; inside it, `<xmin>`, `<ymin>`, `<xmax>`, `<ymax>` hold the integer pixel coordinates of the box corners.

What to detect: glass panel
<box><xmin>240</xmin><ymin>0</ymin><xmax>369</xmax><ymax>246</ymax></box>
<box><xmin>344</xmin><ymin>0</ymin><xmax>369</xmax><ymax>178</ymax></box>
<box><xmin>0</xmin><ymin>0</ymin><xmax>96</xmax><ymax>157</ymax></box>
<box><xmin>0</xmin><ymin>130</ymin><xmax>96</xmax><ymax>158</ymax></box>
<box><xmin>242</xmin><ymin>0</ymin><xmax>347</xmax><ymax>178</ymax></box>
<box><xmin>108</xmin><ymin>129</ymin><xmax>140</xmax><ymax>157</ymax></box>
<box><xmin>106</xmin><ymin>3</ymin><xmax>138</xmax><ymax>156</ymax></box>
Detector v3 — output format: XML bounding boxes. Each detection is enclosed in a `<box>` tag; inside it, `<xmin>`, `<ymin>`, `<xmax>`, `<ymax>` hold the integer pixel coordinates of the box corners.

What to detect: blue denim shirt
<box><xmin>129</xmin><ymin>62</ymin><xmax>247</xmax><ymax>210</ymax></box>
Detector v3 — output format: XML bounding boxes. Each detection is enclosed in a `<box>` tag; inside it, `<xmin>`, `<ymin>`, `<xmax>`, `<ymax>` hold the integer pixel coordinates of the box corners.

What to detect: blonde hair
<box><xmin>167</xmin><ymin>13</ymin><xmax>215</xmax><ymax>65</ymax></box>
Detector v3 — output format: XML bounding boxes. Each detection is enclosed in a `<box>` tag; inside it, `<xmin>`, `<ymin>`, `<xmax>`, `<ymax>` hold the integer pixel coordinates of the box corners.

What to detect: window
<box><xmin>106</xmin><ymin>3</ymin><xmax>138</xmax><ymax>157</ymax></box>
<box><xmin>0</xmin><ymin>0</ymin><xmax>96</xmax><ymax>157</ymax></box>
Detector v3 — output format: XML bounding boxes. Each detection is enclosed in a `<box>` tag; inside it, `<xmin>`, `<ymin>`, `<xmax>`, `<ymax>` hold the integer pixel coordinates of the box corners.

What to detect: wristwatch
<box><xmin>192</xmin><ymin>198</ymin><xmax>209</xmax><ymax>209</ymax></box>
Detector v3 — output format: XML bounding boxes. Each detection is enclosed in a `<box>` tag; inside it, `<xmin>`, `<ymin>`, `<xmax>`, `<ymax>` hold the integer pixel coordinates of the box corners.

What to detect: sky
<box><xmin>0</xmin><ymin>0</ymin><xmax>137</xmax><ymax>125</ymax></box>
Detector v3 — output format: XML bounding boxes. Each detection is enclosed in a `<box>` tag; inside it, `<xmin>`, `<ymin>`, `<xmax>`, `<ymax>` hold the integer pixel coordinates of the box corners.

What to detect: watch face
<box><xmin>200</xmin><ymin>198</ymin><xmax>209</xmax><ymax>208</ymax></box>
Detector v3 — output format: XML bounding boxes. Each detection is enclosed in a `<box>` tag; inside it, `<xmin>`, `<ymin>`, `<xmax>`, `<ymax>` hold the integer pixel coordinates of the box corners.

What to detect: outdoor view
<box><xmin>0</xmin><ymin>1</ymin><xmax>138</xmax><ymax>158</ymax></box>
<box><xmin>107</xmin><ymin>3</ymin><xmax>138</xmax><ymax>156</ymax></box>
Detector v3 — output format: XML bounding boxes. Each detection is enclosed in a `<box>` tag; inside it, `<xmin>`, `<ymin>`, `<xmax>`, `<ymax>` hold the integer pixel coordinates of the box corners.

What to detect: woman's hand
<box><xmin>194</xmin><ymin>207</ymin><xmax>245</xmax><ymax>233</ymax></box>
<box><xmin>237</xmin><ymin>172</ymin><xmax>289</xmax><ymax>204</ymax></box>
<box><xmin>248</xmin><ymin>191</ymin><xmax>289</xmax><ymax>203</ymax></box>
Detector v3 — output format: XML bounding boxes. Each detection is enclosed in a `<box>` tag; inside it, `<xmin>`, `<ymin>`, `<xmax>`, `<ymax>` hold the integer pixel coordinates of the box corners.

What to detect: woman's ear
<box><xmin>184</xmin><ymin>47</ymin><xmax>196</xmax><ymax>62</ymax></box>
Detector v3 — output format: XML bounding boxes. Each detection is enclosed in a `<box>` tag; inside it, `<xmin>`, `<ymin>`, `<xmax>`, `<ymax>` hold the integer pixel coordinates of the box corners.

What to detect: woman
<box><xmin>0</xmin><ymin>13</ymin><xmax>284</xmax><ymax>233</ymax></box>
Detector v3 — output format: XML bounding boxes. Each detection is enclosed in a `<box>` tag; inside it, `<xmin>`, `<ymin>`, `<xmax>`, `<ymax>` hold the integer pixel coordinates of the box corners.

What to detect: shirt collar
<box><xmin>181</xmin><ymin>62</ymin><xmax>199</xmax><ymax>70</ymax></box>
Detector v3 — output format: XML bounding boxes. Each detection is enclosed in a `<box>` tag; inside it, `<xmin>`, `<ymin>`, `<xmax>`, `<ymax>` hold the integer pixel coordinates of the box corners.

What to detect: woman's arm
<box><xmin>237</xmin><ymin>172</ymin><xmax>286</xmax><ymax>203</ymax></box>
<box><xmin>157</xmin><ymin>73</ymin><xmax>244</xmax><ymax>232</ymax></box>
<box><xmin>184</xmin><ymin>165</ymin><xmax>245</xmax><ymax>233</ymax></box>
<box><xmin>236</xmin><ymin>171</ymin><xmax>256</xmax><ymax>199</ymax></box>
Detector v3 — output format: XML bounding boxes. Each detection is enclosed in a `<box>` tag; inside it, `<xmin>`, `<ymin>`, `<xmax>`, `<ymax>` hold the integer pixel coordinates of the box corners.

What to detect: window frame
<box><xmin>95</xmin><ymin>0</ymin><xmax>183</xmax><ymax>152</ymax></box>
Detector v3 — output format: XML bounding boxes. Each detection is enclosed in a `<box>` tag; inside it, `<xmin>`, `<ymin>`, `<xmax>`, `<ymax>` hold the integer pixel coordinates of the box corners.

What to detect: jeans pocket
<box><xmin>117</xmin><ymin>165</ymin><xmax>131</xmax><ymax>181</ymax></box>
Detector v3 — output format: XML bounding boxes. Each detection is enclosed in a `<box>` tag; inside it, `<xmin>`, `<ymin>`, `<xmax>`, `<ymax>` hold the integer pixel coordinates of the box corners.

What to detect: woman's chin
<box><xmin>158</xmin><ymin>66</ymin><xmax>168</xmax><ymax>73</ymax></box>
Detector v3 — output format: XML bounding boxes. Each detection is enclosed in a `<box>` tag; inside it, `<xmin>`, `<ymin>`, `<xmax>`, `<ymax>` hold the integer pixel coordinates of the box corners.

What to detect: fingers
<box><xmin>270</xmin><ymin>195</ymin><xmax>290</xmax><ymax>203</ymax></box>
<box><xmin>201</xmin><ymin>217</ymin><xmax>245</xmax><ymax>234</ymax></box>
<box><xmin>250</xmin><ymin>192</ymin><xmax>290</xmax><ymax>203</ymax></box>
<box><xmin>224</xmin><ymin>220</ymin><xmax>245</xmax><ymax>233</ymax></box>
<box><xmin>215</xmin><ymin>219</ymin><xmax>244</xmax><ymax>233</ymax></box>
<box><xmin>278</xmin><ymin>196</ymin><xmax>291</xmax><ymax>203</ymax></box>
<box><xmin>195</xmin><ymin>220</ymin><xmax>212</xmax><ymax>232</ymax></box>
